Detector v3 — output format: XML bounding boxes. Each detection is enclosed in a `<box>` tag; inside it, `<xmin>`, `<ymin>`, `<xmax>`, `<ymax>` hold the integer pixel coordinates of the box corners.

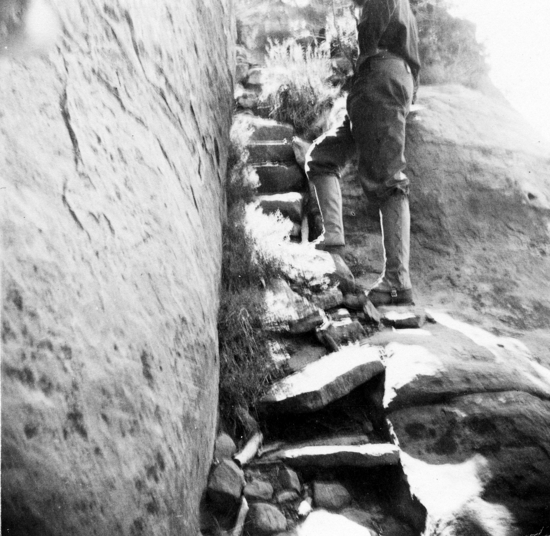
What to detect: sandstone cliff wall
<box><xmin>1</xmin><ymin>1</ymin><xmax>234</xmax><ymax>535</ymax></box>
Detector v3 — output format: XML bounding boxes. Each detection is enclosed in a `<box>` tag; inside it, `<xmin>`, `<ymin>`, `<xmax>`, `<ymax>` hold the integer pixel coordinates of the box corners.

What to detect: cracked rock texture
<box><xmin>1</xmin><ymin>1</ymin><xmax>234</xmax><ymax>535</ymax></box>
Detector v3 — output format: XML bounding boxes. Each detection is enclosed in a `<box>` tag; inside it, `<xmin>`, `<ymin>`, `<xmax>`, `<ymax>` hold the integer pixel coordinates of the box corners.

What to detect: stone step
<box><xmin>264</xmin><ymin>443</ymin><xmax>400</xmax><ymax>468</ymax></box>
<box><xmin>255</xmin><ymin>163</ymin><xmax>306</xmax><ymax>194</ymax></box>
<box><xmin>236</xmin><ymin>114</ymin><xmax>295</xmax><ymax>142</ymax></box>
<box><xmin>259</xmin><ymin>345</ymin><xmax>385</xmax><ymax>414</ymax></box>
<box><xmin>247</xmin><ymin>140</ymin><xmax>295</xmax><ymax>164</ymax></box>
<box><xmin>257</xmin><ymin>192</ymin><xmax>304</xmax><ymax>223</ymax></box>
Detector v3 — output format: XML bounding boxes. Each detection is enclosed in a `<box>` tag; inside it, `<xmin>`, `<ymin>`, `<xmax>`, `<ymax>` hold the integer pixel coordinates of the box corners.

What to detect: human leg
<box><xmin>305</xmin><ymin>117</ymin><xmax>355</xmax><ymax>248</ymax></box>
<box><xmin>348</xmin><ymin>57</ymin><xmax>414</xmax><ymax>304</ymax></box>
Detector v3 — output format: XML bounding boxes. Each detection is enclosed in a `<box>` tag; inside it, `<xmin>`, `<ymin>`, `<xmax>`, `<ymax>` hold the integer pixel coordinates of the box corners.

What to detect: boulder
<box><xmin>244</xmin><ymin>480</ymin><xmax>274</xmax><ymax>501</ymax></box>
<box><xmin>255</xmin><ymin>163</ymin><xmax>306</xmax><ymax>193</ymax></box>
<box><xmin>274</xmin><ymin>444</ymin><xmax>400</xmax><ymax>469</ymax></box>
<box><xmin>207</xmin><ymin>460</ymin><xmax>245</xmax><ymax>512</ymax></box>
<box><xmin>259</xmin><ymin>345</ymin><xmax>385</xmax><ymax>414</ymax></box>
<box><xmin>257</xmin><ymin>192</ymin><xmax>305</xmax><ymax>223</ymax></box>
<box><xmin>313</xmin><ymin>481</ymin><xmax>352</xmax><ymax>510</ymax></box>
<box><xmin>246</xmin><ymin>503</ymin><xmax>287</xmax><ymax>534</ymax></box>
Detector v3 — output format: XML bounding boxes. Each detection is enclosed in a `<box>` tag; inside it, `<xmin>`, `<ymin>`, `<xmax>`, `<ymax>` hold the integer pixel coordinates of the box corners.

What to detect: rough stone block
<box><xmin>285</xmin><ymin>344</ymin><xmax>327</xmax><ymax>374</ymax></box>
<box><xmin>257</xmin><ymin>192</ymin><xmax>304</xmax><ymax>223</ymax></box>
<box><xmin>236</xmin><ymin>62</ymin><xmax>250</xmax><ymax>84</ymax></box>
<box><xmin>247</xmin><ymin>141</ymin><xmax>295</xmax><ymax>163</ymax></box>
<box><xmin>207</xmin><ymin>460</ymin><xmax>245</xmax><ymax>512</ymax></box>
<box><xmin>247</xmin><ymin>503</ymin><xmax>287</xmax><ymax>534</ymax></box>
<box><xmin>279</xmin><ymin>444</ymin><xmax>400</xmax><ymax>468</ymax></box>
<box><xmin>279</xmin><ymin>467</ymin><xmax>301</xmax><ymax>493</ymax></box>
<box><xmin>259</xmin><ymin>345</ymin><xmax>385</xmax><ymax>413</ymax></box>
<box><xmin>313</xmin><ymin>481</ymin><xmax>352</xmax><ymax>510</ymax></box>
<box><xmin>244</xmin><ymin>480</ymin><xmax>274</xmax><ymax>501</ymax></box>
<box><xmin>255</xmin><ymin>163</ymin><xmax>306</xmax><ymax>193</ymax></box>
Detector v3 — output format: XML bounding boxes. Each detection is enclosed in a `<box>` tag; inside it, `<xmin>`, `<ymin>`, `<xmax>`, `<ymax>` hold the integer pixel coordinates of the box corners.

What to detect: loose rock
<box><xmin>214</xmin><ymin>433</ymin><xmax>237</xmax><ymax>461</ymax></box>
<box><xmin>207</xmin><ymin>460</ymin><xmax>245</xmax><ymax>512</ymax></box>
<box><xmin>247</xmin><ymin>503</ymin><xmax>287</xmax><ymax>534</ymax></box>
<box><xmin>310</xmin><ymin>287</ymin><xmax>345</xmax><ymax>311</ymax></box>
<box><xmin>316</xmin><ymin>318</ymin><xmax>366</xmax><ymax>350</ymax></box>
<box><xmin>276</xmin><ymin>490</ymin><xmax>300</xmax><ymax>503</ymax></box>
<box><xmin>278</xmin><ymin>467</ymin><xmax>301</xmax><ymax>493</ymax></box>
<box><xmin>313</xmin><ymin>481</ymin><xmax>352</xmax><ymax>510</ymax></box>
<box><xmin>244</xmin><ymin>480</ymin><xmax>274</xmax><ymax>501</ymax></box>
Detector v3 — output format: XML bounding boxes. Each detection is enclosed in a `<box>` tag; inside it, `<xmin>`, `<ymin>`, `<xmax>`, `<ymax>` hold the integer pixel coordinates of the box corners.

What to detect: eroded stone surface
<box><xmin>1</xmin><ymin>1</ymin><xmax>233</xmax><ymax>534</ymax></box>
<box><xmin>259</xmin><ymin>345</ymin><xmax>385</xmax><ymax>413</ymax></box>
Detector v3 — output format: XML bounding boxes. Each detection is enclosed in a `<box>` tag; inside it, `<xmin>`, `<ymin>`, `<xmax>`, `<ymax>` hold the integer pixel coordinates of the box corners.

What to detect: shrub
<box><xmin>258</xmin><ymin>39</ymin><xmax>342</xmax><ymax>140</ymax></box>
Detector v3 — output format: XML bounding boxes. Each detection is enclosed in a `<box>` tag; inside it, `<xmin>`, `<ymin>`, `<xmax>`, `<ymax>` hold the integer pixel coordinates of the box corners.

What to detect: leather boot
<box><xmin>311</xmin><ymin>174</ymin><xmax>345</xmax><ymax>248</ymax></box>
<box><xmin>368</xmin><ymin>191</ymin><xmax>414</xmax><ymax>306</ymax></box>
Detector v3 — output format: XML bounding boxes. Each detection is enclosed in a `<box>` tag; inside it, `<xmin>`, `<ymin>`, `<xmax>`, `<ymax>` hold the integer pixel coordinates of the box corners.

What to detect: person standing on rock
<box><xmin>305</xmin><ymin>0</ymin><xmax>420</xmax><ymax>306</ymax></box>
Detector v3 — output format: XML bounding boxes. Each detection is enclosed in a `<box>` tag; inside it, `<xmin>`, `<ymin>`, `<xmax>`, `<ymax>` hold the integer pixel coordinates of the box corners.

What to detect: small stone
<box><xmin>207</xmin><ymin>460</ymin><xmax>245</xmax><ymax>512</ymax></box>
<box><xmin>313</xmin><ymin>481</ymin><xmax>352</xmax><ymax>510</ymax></box>
<box><xmin>316</xmin><ymin>318</ymin><xmax>366</xmax><ymax>349</ymax></box>
<box><xmin>279</xmin><ymin>467</ymin><xmax>301</xmax><ymax>493</ymax></box>
<box><xmin>289</xmin><ymin>309</ymin><xmax>325</xmax><ymax>334</ymax></box>
<box><xmin>246</xmin><ymin>67</ymin><xmax>265</xmax><ymax>85</ymax></box>
<box><xmin>247</xmin><ymin>503</ymin><xmax>287</xmax><ymax>534</ymax></box>
<box><xmin>363</xmin><ymin>300</ymin><xmax>381</xmax><ymax>324</ymax></box>
<box><xmin>235</xmin><ymin>61</ymin><xmax>250</xmax><ymax>84</ymax></box>
<box><xmin>257</xmin><ymin>192</ymin><xmax>304</xmax><ymax>223</ymax></box>
<box><xmin>343</xmin><ymin>293</ymin><xmax>368</xmax><ymax>311</ymax></box>
<box><xmin>298</xmin><ymin>498</ymin><xmax>313</xmax><ymax>517</ymax></box>
<box><xmin>244</xmin><ymin>480</ymin><xmax>274</xmax><ymax>501</ymax></box>
<box><xmin>310</xmin><ymin>287</ymin><xmax>344</xmax><ymax>310</ymax></box>
<box><xmin>276</xmin><ymin>490</ymin><xmax>300</xmax><ymax>503</ymax></box>
<box><xmin>330</xmin><ymin>308</ymin><xmax>351</xmax><ymax>321</ymax></box>
<box><xmin>380</xmin><ymin>308</ymin><xmax>426</xmax><ymax>329</ymax></box>
<box><xmin>214</xmin><ymin>433</ymin><xmax>237</xmax><ymax>461</ymax></box>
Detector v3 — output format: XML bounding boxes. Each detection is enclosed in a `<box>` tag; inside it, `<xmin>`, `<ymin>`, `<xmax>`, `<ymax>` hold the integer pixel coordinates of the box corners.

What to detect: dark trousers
<box><xmin>305</xmin><ymin>53</ymin><xmax>414</xmax><ymax>203</ymax></box>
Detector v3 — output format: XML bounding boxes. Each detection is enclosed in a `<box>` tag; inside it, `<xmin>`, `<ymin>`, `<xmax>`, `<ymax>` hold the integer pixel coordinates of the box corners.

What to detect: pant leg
<box><xmin>347</xmin><ymin>57</ymin><xmax>413</xmax><ymax>203</ymax></box>
<box><xmin>305</xmin><ymin>117</ymin><xmax>356</xmax><ymax>246</ymax></box>
<box><xmin>305</xmin><ymin>116</ymin><xmax>356</xmax><ymax>181</ymax></box>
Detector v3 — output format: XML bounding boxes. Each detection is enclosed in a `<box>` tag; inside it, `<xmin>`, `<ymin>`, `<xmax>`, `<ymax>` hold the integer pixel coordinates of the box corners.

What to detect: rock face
<box><xmin>370</xmin><ymin>314</ymin><xmax>550</xmax><ymax>533</ymax></box>
<box><xmin>1</xmin><ymin>1</ymin><xmax>234</xmax><ymax>535</ymax></box>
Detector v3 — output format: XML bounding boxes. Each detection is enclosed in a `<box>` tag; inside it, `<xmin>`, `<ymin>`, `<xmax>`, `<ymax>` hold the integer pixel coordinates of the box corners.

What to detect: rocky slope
<box><xmin>1</xmin><ymin>1</ymin><xmax>234</xmax><ymax>535</ymax></box>
<box><xmin>204</xmin><ymin>67</ymin><xmax>550</xmax><ymax>535</ymax></box>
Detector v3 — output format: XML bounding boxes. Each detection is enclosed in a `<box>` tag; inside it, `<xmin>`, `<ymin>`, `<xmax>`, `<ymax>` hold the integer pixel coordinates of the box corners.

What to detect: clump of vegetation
<box><xmin>218</xmin><ymin>128</ymin><xmax>286</xmax><ymax>438</ymax></box>
<box><xmin>259</xmin><ymin>39</ymin><xmax>342</xmax><ymax>140</ymax></box>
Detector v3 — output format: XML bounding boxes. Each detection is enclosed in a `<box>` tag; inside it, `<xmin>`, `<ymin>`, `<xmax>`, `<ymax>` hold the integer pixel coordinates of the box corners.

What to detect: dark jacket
<box><xmin>356</xmin><ymin>0</ymin><xmax>421</xmax><ymax>87</ymax></box>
